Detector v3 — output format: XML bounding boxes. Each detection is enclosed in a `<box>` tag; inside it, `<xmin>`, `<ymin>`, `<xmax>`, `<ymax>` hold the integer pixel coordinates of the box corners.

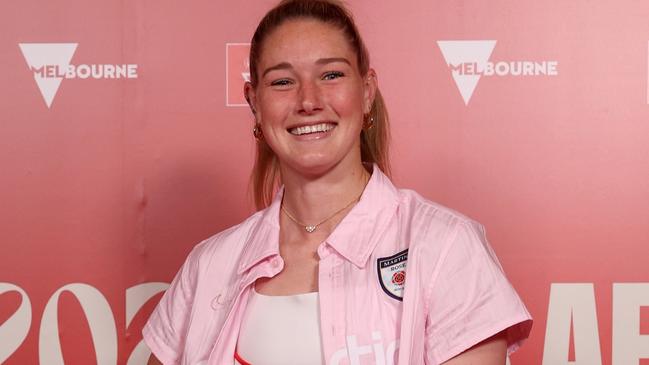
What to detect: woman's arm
<box><xmin>147</xmin><ymin>354</ymin><xmax>163</xmax><ymax>365</ymax></box>
<box><xmin>441</xmin><ymin>331</ymin><xmax>507</xmax><ymax>365</ymax></box>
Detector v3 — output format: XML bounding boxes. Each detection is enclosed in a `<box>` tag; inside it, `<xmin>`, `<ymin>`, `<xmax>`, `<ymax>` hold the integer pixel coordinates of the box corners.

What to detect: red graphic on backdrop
<box><xmin>226</xmin><ymin>43</ymin><xmax>251</xmax><ymax>107</ymax></box>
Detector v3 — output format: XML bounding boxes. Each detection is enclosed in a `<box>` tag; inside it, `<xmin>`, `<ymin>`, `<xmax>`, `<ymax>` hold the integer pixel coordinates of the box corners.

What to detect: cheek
<box><xmin>329</xmin><ymin>85</ymin><xmax>364</xmax><ymax>117</ymax></box>
<box><xmin>258</xmin><ymin>94</ymin><xmax>292</xmax><ymax>124</ymax></box>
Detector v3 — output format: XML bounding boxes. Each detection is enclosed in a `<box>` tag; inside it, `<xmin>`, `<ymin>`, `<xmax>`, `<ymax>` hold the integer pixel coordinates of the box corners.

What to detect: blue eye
<box><xmin>323</xmin><ymin>71</ymin><xmax>344</xmax><ymax>80</ymax></box>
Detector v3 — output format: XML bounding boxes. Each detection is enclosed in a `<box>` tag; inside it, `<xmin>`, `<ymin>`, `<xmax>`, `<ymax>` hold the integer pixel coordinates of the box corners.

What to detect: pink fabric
<box><xmin>143</xmin><ymin>166</ymin><xmax>532</xmax><ymax>365</ymax></box>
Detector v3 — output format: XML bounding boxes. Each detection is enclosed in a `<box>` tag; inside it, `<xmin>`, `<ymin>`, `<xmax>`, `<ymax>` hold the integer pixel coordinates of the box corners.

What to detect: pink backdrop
<box><xmin>1</xmin><ymin>0</ymin><xmax>648</xmax><ymax>364</ymax></box>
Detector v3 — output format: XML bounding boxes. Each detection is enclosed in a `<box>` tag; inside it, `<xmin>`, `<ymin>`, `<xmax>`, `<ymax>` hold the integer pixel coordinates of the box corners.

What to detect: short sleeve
<box><xmin>424</xmin><ymin>220</ymin><xmax>532</xmax><ymax>364</ymax></box>
<box><xmin>142</xmin><ymin>244</ymin><xmax>203</xmax><ymax>365</ymax></box>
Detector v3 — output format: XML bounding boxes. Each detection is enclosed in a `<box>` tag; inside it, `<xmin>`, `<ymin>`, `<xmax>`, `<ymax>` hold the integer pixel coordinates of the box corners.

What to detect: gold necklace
<box><xmin>281</xmin><ymin>175</ymin><xmax>369</xmax><ymax>233</ymax></box>
<box><xmin>281</xmin><ymin>192</ymin><xmax>362</xmax><ymax>233</ymax></box>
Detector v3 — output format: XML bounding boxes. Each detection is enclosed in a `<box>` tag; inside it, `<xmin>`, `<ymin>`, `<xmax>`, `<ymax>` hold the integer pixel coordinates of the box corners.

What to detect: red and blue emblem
<box><xmin>377</xmin><ymin>249</ymin><xmax>408</xmax><ymax>301</ymax></box>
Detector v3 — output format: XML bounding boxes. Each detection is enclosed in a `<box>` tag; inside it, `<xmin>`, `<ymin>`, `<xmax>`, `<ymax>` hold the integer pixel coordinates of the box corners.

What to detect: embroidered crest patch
<box><xmin>377</xmin><ymin>248</ymin><xmax>408</xmax><ymax>301</ymax></box>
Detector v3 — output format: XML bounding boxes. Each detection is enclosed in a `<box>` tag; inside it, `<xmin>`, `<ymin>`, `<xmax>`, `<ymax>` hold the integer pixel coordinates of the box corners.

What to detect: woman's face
<box><xmin>246</xmin><ymin>18</ymin><xmax>376</xmax><ymax>177</ymax></box>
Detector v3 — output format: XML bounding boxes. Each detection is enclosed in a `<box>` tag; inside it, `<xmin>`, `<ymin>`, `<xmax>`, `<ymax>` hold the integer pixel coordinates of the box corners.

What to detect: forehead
<box><xmin>259</xmin><ymin>18</ymin><xmax>356</xmax><ymax>68</ymax></box>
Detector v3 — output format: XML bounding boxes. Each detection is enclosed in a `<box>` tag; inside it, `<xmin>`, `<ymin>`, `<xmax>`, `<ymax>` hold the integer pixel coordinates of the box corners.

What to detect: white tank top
<box><xmin>236</xmin><ymin>288</ymin><xmax>324</xmax><ymax>365</ymax></box>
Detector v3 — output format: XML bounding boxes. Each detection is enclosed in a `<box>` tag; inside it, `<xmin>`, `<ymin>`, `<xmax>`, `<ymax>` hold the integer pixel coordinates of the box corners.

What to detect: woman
<box><xmin>144</xmin><ymin>0</ymin><xmax>532</xmax><ymax>364</ymax></box>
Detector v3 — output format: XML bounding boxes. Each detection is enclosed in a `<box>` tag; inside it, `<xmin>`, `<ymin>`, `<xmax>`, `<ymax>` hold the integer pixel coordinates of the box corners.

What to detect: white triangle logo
<box><xmin>18</xmin><ymin>43</ymin><xmax>78</xmax><ymax>108</ymax></box>
<box><xmin>437</xmin><ymin>40</ymin><xmax>496</xmax><ymax>105</ymax></box>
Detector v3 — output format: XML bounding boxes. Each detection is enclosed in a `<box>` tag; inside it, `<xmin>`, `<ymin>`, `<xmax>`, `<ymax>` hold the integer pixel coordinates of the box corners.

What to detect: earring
<box><xmin>253</xmin><ymin>123</ymin><xmax>263</xmax><ymax>140</ymax></box>
<box><xmin>363</xmin><ymin>114</ymin><xmax>375</xmax><ymax>130</ymax></box>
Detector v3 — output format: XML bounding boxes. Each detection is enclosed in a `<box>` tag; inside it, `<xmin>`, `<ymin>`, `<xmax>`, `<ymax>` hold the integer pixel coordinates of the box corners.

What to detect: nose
<box><xmin>297</xmin><ymin>80</ymin><xmax>323</xmax><ymax>115</ymax></box>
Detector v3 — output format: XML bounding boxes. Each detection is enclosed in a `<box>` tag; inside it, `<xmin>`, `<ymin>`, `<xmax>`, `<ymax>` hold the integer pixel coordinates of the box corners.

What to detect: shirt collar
<box><xmin>325</xmin><ymin>165</ymin><xmax>400</xmax><ymax>268</ymax></box>
<box><xmin>237</xmin><ymin>190</ymin><xmax>282</xmax><ymax>274</ymax></box>
<box><xmin>237</xmin><ymin>164</ymin><xmax>400</xmax><ymax>274</ymax></box>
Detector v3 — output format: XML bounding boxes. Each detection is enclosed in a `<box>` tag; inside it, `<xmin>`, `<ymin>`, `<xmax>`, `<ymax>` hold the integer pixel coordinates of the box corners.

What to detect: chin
<box><xmin>283</xmin><ymin>157</ymin><xmax>342</xmax><ymax>178</ymax></box>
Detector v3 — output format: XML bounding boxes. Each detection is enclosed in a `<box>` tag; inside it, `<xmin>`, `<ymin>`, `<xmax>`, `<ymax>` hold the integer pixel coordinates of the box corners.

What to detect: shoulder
<box><xmin>391</xmin><ymin>187</ymin><xmax>494</xmax><ymax>278</ymax></box>
<box><xmin>183</xmin><ymin>210</ymin><xmax>267</xmax><ymax>273</ymax></box>
<box><xmin>395</xmin><ymin>188</ymin><xmax>483</xmax><ymax>238</ymax></box>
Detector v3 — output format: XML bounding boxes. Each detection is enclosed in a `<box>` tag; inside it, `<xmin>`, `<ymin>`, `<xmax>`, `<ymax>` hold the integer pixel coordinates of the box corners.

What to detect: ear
<box><xmin>362</xmin><ymin>69</ymin><xmax>378</xmax><ymax>114</ymax></box>
<box><xmin>244</xmin><ymin>81</ymin><xmax>258</xmax><ymax>117</ymax></box>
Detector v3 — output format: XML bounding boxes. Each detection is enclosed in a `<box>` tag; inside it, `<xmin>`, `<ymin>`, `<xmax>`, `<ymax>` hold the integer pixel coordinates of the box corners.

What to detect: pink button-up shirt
<box><xmin>143</xmin><ymin>167</ymin><xmax>532</xmax><ymax>365</ymax></box>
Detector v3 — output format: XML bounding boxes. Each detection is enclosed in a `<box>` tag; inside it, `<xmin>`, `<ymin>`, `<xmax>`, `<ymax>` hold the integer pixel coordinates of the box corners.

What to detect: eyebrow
<box><xmin>316</xmin><ymin>57</ymin><xmax>351</xmax><ymax>66</ymax></box>
<box><xmin>261</xmin><ymin>57</ymin><xmax>351</xmax><ymax>78</ymax></box>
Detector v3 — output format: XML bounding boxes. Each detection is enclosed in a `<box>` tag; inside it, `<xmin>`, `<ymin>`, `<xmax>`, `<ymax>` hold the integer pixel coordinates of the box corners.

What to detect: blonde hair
<box><xmin>249</xmin><ymin>0</ymin><xmax>391</xmax><ymax>209</ymax></box>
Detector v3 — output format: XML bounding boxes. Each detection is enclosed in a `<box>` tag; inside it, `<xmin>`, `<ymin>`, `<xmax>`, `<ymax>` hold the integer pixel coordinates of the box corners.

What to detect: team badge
<box><xmin>377</xmin><ymin>249</ymin><xmax>408</xmax><ymax>301</ymax></box>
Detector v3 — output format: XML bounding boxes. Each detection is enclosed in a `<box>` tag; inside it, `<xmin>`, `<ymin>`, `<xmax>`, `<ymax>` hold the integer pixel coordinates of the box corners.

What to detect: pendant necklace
<box><xmin>281</xmin><ymin>182</ymin><xmax>366</xmax><ymax>233</ymax></box>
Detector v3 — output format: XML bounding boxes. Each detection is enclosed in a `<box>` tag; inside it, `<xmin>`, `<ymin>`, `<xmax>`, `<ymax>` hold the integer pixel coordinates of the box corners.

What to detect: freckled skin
<box><xmin>246</xmin><ymin>18</ymin><xmax>375</xmax><ymax>178</ymax></box>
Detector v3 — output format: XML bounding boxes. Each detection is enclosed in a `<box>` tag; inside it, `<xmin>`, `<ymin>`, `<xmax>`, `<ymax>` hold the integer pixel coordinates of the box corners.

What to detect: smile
<box><xmin>288</xmin><ymin>122</ymin><xmax>337</xmax><ymax>136</ymax></box>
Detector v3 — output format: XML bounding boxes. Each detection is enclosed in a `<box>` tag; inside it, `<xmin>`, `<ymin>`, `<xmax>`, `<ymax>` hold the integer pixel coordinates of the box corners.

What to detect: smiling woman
<box><xmin>245</xmin><ymin>0</ymin><xmax>390</xmax><ymax>209</ymax></box>
<box><xmin>143</xmin><ymin>1</ymin><xmax>532</xmax><ymax>364</ymax></box>
<box><xmin>245</xmin><ymin>17</ymin><xmax>377</xmax><ymax>207</ymax></box>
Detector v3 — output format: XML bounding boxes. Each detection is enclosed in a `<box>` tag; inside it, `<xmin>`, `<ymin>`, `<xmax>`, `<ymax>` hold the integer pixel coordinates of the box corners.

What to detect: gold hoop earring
<box><xmin>253</xmin><ymin>123</ymin><xmax>263</xmax><ymax>140</ymax></box>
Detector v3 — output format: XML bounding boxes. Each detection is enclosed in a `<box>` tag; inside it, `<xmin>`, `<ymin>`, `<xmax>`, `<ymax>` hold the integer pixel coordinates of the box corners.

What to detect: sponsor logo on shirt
<box><xmin>377</xmin><ymin>249</ymin><xmax>408</xmax><ymax>301</ymax></box>
<box><xmin>330</xmin><ymin>331</ymin><xmax>399</xmax><ymax>365</ymax></box>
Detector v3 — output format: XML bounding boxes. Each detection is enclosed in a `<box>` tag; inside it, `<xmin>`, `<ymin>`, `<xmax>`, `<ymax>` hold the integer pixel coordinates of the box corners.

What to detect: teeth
<box><xmin>289</xmin><ymin>123</ymin><xmax>335</xmax><ymax>135</ymax></box>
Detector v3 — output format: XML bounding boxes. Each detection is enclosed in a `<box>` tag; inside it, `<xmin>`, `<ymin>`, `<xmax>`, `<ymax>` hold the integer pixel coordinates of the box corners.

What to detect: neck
<box><xmin>279</xmin><ymin>161</ymin><xmax>371</xmax><ymax>236</ymax></box>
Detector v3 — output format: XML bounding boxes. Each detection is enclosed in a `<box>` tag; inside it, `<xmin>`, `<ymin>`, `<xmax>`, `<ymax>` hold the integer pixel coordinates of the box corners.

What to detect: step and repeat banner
<box><xmin>1</xmin><ymin>0</ymin><xmax>648</xmax><ymax>364</ymax></box>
